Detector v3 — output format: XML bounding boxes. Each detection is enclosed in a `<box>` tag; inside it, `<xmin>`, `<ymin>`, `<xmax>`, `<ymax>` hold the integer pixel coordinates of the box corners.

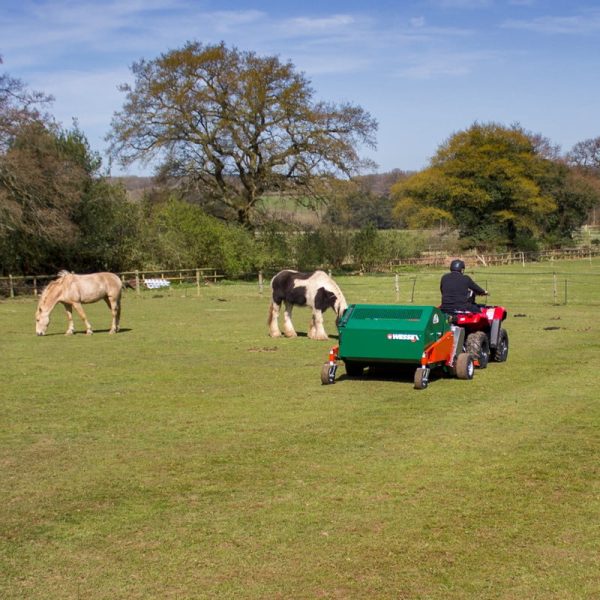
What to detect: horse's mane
<box><xmin>39</xmin><ymin>271</ymin><xmax>71</xmax><ymax>301</ymax></box>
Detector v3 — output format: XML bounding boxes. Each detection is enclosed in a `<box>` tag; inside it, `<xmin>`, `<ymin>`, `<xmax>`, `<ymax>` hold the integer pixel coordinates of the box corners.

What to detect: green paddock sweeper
<box><xmin>321</xmin><ymin>304</ymin><xmax>475</xmax><ymax>390</ymax></box>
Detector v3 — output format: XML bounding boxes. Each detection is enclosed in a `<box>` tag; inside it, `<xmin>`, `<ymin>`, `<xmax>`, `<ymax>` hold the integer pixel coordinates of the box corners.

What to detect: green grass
<box><xmin>2</xmin><ymin>262</ymin><xmax>600</xmax><ymax>599</ymax></box>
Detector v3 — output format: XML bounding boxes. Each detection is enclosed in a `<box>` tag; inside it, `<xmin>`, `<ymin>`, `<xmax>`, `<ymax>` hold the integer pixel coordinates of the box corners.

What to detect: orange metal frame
<box><xmin>420</xmin><ymin>331</ymin><xmax>455</xmax><ymax>367</ymax></box>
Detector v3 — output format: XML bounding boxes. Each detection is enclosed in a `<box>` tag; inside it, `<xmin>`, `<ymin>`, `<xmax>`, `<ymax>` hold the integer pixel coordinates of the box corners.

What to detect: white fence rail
<box><xmin>0</xmin><ymin>268</ymin><xmax>223</xmax><ymax>298</ymax></box>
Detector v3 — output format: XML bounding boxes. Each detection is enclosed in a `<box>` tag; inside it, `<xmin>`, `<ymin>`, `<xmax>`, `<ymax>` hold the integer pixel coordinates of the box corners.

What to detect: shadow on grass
<box><xmin>39</xmin><ymin>327</ymin><xmax>133</xmax><ymax>336</ymax></box>
<box><xmin>334</xmin><ymin>364</ymin><xmax>448</xmax><ymax>386</ymax></box>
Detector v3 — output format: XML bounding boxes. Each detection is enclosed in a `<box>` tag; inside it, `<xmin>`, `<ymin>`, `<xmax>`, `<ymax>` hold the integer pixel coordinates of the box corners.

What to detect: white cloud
<box><xmin>281</xmin><ymin>14</ymin><xmax>356</xmax><ymax>34</ymax></box>
<box><xmin>410</xmin><ymin>17</ymin><xmax>426</xmax><ymax>28</ymax></box>
<box><xmin>395</xmin><ymin>50</ymin><xmax>499</xmax><ymax>79</ymax></box>
<box><xmin>502</xmin><ymin>10</ymin><xmax>600</xmax><ymax>34</ymax></box>
<box><xmin>432</xmin><ymin>0</ymin><xmax>493</xmax><ymax>8</ymax></box>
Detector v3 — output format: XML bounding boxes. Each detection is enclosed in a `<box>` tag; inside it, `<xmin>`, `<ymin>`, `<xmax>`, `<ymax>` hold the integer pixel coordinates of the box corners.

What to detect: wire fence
<box><xmin>3</xmin><ymin>255</ymin><xmax>600</xmax><ymax>307</ymax></box>
<box><xmin>366</xmin><ymin>270</ymin><xmax>600</xmax><ymax>307</ymax></box>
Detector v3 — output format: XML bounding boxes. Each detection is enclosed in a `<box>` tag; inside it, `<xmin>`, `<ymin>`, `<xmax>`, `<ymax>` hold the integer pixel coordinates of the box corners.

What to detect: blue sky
<box><xmin>1</xmin><ymin>0</ymin><xmax>599</xmax><ymax>176</ymax></box>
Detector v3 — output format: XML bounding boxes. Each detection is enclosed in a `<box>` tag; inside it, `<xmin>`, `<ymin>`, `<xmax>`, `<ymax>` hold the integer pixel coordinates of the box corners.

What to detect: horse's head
<box><xmin>35</xmin><ymin>304</ymin><xmax>50</xmax><ymax>335</ymax></box>
<box><xmin>334</xmin><ymin>293</ymin><xmax>348</xmax><ymax>325</ymax></box>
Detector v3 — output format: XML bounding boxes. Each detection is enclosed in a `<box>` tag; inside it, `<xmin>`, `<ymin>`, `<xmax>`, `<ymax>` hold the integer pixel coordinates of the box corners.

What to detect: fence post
<box><xmin>258</xmin><ymin>270</ymin><xmax>264</xmax><ymax>294</ymax></box>
<box><xmin>135</xmin><ymin>270</ymin><xmax>140</xmax><ymax>296</ymax></box>
<box><xmin>9</xmin><ymin>274</ymin><xmax>14</xmax><ymax>298</ymax></box>
<box><xmin>394</xmin><ymin>273</ymin><xmax>399</xmax><ymax>302</ymax></box>
<box><xmin>196</xmin><ymin>269</ymin><xmax>201</xmax><ymax>296</ymax></box>
<box><xmin>33</xmin><ymin>277</ymin><xmax>38</xmax><ymax>296</ymax></box>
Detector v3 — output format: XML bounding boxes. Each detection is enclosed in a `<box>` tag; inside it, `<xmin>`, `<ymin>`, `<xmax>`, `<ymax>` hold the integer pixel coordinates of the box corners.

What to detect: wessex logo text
<box><xmin>386</xmin><ymin>333</ymin><xmax>420</xmax><ymax>342</ymax></box>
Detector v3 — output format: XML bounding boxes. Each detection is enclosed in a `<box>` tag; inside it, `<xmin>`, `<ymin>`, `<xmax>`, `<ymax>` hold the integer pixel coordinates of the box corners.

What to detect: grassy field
<box><xmin>1</xmin><ymin>261</ymin><xmax>600</xmax><ymax>599</ymax></box>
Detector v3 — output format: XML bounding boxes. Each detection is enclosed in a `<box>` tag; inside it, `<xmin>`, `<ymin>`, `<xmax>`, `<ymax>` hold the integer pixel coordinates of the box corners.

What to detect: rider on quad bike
<box><xmin>440</xmin><ymin>259</ymin><xmax>509</xmax><ymax>368</ymax></box>
<box><xmin>440</xmin><ymin>259</ymin><xmax>488</xmax><ymax>313</ymax></box>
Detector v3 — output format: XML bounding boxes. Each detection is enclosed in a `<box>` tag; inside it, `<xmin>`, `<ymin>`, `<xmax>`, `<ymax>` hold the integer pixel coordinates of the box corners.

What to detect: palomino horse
<box><xmin>35</xmin><ymin>271</ymin><xmax>126</xmax><ymax>336</ymax></box>
<box><xmin>268</xmin><ymin>270</ymin><xmax>348</xmax><ymax>340</ymax></box>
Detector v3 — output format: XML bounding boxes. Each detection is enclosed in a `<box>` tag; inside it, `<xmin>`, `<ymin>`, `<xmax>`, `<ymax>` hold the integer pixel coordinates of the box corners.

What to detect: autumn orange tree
<box><xmin>108</xmin><ymin>42</ymin><xmax>377</xmax><ymax>227</ymax></box>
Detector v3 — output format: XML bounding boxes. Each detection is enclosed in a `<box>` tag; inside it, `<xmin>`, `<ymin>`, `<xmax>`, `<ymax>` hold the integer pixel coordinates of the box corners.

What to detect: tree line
<box><xmin>2</xmin><ymin>45</ymin><xmax>600</xmax><ymax>277</ymax></box>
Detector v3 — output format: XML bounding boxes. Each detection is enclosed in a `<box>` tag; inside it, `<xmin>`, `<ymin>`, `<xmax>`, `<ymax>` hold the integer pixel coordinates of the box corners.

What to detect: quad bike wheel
<box><xmin>492</xmin><ymin>328</ymin><xmax>509</xmax><ymax>362</ymax></box>
<box><xmin>455</xmin><ymin>352</ymin><xmax>475</xmax><ymax>380</ymax></box>
<box><xmin>466</xmin><ymin>331</ymin><xmax>490</xmax><ymax>369</ymax></box>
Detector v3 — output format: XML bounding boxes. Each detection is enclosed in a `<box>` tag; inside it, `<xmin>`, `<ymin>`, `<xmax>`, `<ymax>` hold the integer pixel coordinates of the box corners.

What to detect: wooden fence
<box><xmin>0</xmin><ymin>268</ymin><xmax>223</xmax><ymax>299</ymax></box>
<box><xmin>389</xmin><ymin>246</ymin><xmax>600</xmax><ymax>268</ymax></box>
<box><xmin>2</xmin><ymin>246</ymin><xmax>600</xmax><ymax>298</ymax></box>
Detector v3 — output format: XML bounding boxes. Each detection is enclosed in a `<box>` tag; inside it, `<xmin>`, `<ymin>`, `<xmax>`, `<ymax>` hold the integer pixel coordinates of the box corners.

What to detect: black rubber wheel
<box><xmin>344</xmin><ymin>361</ymin><xmax>363</xmax><ymax>377</ymax></box>
<box><xmin>492</xmin><ymin>328</ymin><xmax>509</xmax><ymax>362</ymax></box>
<box><xmin>321</xmin><ymin>363</ymin><xmax>333</xmax><ymax>385</ymax></box>
<box><xmin>414</xmin><ymin>368</ymin><xmax>428</xmax><ymax>390</ymax></box>
<box><xmin>455</xmin><ymin>352</ymin><xmax>474</xmax><ymax>380</ymax></box>
<box><xmin>466</xmin><ymin>331</ymin><xmax>490</xmax><ymax>369</ymax></box>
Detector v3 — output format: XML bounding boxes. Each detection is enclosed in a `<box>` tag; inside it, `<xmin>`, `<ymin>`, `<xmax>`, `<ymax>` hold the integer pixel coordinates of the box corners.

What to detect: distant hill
<box><xmin>110</xmin><ymin>175</ymin><xmax>156</xmax><ymax>201</ymax></box>
<box><xmin>110</xmin><ymin>169</ymin><xmax>413</xmax><ymax>204</ymax></box>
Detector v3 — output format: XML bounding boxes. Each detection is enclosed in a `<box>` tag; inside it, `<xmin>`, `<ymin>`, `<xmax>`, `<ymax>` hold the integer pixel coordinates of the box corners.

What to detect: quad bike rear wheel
<box><xmin>492</xmin><ymin>328</ymin><xmax>509</xmax><ymax>362</ymax></box>
<box><xmin>455</xmin><ymin>352</ymin><xmax>475</xmax><ymax>380</ymax></box>
<box><xmin>466</xmin><ymin>331</ymin><xmax>490</xmax><ymax>369</ymax></box>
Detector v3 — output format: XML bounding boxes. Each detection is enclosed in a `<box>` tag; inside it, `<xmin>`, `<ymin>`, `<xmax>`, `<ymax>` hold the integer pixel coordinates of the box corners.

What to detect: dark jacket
<box><xmin>440</xmin><ymin>271</ymin><xmax>486</xmax><ymax>312</ymax></box>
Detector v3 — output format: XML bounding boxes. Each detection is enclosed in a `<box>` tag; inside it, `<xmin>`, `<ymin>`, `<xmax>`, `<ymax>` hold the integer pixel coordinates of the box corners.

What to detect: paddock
<box><xmin>2</xmin><ymin>264</ymin><xmax>600</xmax><ymax>599</ymax></box>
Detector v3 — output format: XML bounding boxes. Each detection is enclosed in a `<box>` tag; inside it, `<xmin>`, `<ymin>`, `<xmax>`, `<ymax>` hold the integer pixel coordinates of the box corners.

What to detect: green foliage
<box><xmin>352</xmin><ymin>223</ymin><xmax>383</xmax><ymax>271</ymax></box>
<box><xmin>391</xmin><ymin>122</ymin><xmax>597</xmax><ymax>250</ymax></box>
<box><xmin>71</xmin><ymin>179</ymin><xmax>141</xmax><ymax>271</ymax></box>
<box><xmin>142</xmin><ymin>198</ymin><xmax>257</xmax><ymax>276</ymax></box>
<box><xmin>324</xmin><ymin>190</ymin><xmax>399</xmax><ymax>229</ymax></box>
<box><xmin>378</xmin><ymin>229</ymin><xmax>430</xmax><ymax>260</ymax></box>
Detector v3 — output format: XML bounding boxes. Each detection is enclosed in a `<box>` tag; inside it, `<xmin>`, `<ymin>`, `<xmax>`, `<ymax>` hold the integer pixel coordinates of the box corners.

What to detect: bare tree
<box><xmin>0</xmin><ymin>56</ymin><xmax>53</xmax><ymax>151</ymax></box>
<box><xmin>567</xmin><ymin>137</ymin><xmax>600</xmax><ymax>170</ymax></box>
<box><xmin>108</xmin><ymin>42</ymin><xmax>377</xmax><ymax>226</ymax></box>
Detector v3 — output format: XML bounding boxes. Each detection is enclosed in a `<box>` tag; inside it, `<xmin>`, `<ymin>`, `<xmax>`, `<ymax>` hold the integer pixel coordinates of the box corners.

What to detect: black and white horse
<box><xmin>268</xmin><ymin>270</ymin><xmax>348</xmax><ymax>340</ymax></box>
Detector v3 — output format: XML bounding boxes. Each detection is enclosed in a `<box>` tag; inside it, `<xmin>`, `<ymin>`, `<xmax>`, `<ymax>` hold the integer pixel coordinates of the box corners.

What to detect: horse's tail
<box><xmin>267</xmin><ymin>301</ymin><xmax>274</xmax><ymax>325</ymax></box>
<box><xmin>123</xmin><ymin>279</ymin><xmax>136</xmax><ymax>290</ymax></box>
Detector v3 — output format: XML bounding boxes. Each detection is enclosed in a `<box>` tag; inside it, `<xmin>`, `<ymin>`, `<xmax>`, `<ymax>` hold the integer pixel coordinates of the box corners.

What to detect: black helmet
<box><xmin>450</xmin><ymin>259</ymin><xmax>465</xmax><ymax>272</ymax></box>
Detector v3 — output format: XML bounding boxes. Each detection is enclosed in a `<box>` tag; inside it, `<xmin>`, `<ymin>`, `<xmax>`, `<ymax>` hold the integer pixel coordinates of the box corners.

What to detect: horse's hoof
<box><xmin>283</xmin><ymin>331</ymin><xmax>297</xmax><ymax>338</ymax></box>
<box><xmin>269</xmin><ymin>331</ymin><xmax>282</xmax><ymax>338</ymax></box>
<box><xmin>86</xmin><ymin>331</ymin><xmax>93</xmax><ymax>335</ymax></box>
<box><xmin>65</xmin><ymin>331</ymin><xmax>74</xmax><ymax>336</ymax></box>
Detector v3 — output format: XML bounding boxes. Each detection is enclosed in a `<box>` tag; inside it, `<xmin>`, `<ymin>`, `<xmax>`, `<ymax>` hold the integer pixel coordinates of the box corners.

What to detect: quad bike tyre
<box><xmin>466</xmin><ymin>331</ymin><xmax>490</xmax><ymax>369</ymax></box>
<box><xmin>455</xmin><ymin>352</ymin><xmax>475</xmax><ymax>380</ymax></box>
<box><xmin>491</xmin><ymin>328</ymin><xmax>509</xmax><ymax>362</ymax></box>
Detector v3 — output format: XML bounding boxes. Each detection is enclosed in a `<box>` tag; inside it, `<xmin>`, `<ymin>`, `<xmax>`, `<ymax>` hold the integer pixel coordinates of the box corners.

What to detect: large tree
<box><xmin>108</xmin><ymin>42</ymin><xmax>377</xmax><ymax>227</ymax></box>
<box><xmin>0</xmin><ymin>56</ymin><xmax>53</xmax><ymax>152</ymax></box>
<box><xmin>567</xmin><ymin>137</ymin><xmax>600</xmax><ymax>171</ymax></box>
<box><xmin>390</xmin><ymin>123</ymin><xmax>593</xmax><ymax>249</ymax></box>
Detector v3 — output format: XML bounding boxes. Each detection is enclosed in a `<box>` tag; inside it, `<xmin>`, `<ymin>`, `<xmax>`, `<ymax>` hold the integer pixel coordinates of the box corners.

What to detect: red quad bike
<box><xmin>449</xmin><ymin>304</ymin><xmax>509</xmax><ymax>369</ymax></box>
